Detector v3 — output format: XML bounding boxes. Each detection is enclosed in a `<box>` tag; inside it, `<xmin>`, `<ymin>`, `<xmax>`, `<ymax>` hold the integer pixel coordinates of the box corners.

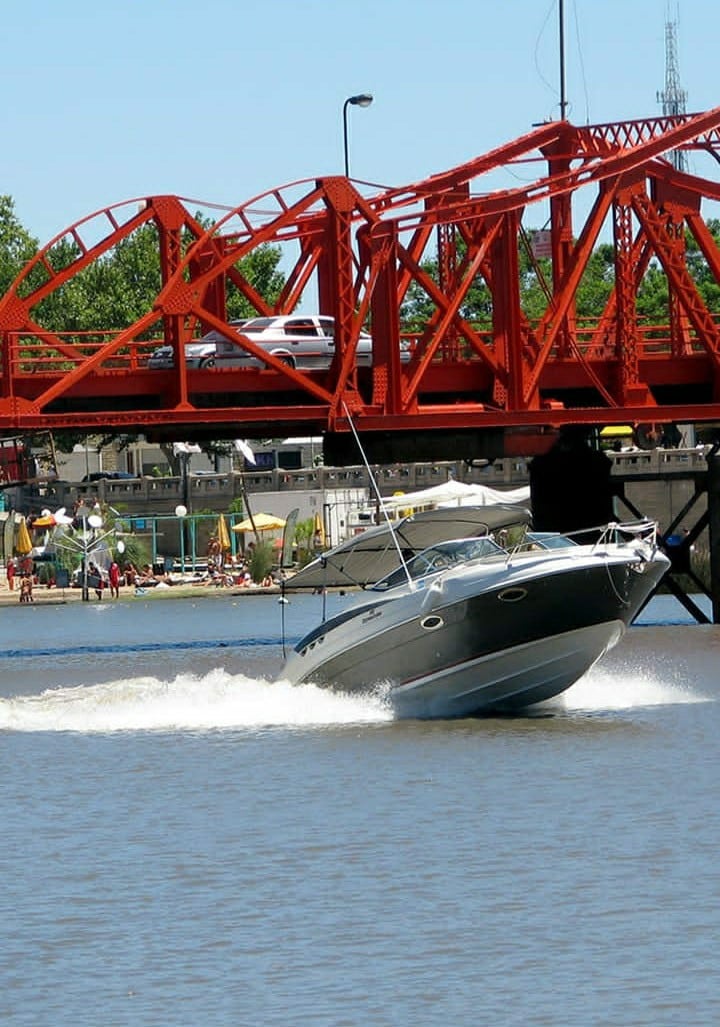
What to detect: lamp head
<box><xmin>349</xmin><ymin>93</ymin><xmax>373</xmax><ymax>108</ymax></box>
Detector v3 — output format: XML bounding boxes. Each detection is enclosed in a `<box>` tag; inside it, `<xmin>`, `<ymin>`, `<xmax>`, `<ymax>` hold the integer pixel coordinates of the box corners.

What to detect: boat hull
<box><xmin>389</xmin><ymin>620</ymin><xmax>624</xmax><ymax>718</ymax></box>
<box><xmin>282</xmin><ymin>545</ymin><xmax>668</xmax><ymax>718</ymax></box>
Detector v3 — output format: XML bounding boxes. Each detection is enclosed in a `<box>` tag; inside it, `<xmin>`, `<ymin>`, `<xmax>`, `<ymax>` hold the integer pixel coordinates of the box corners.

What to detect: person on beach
<box><xmin>207</xmin><ymin>534</ymin><xmax>222</xmax><ymax>573</ymax></box>
<box><xmin>19</xmin><ymin>574</ymin><xmax>33</xmax><ymax>603</ymax></box>
<box><xmin>88</xmin><ymin>561</ymin><xmax>104</xmax><ymax>601</ymax></box>
<box><xmin>6</xmin><ymin>557</ymin><xmax>15</xmax><ymax>591</ymax></box>
<box><xmin>108</xmin><ymin>560</ymin><xmax>120</xmax><ymax>599</ymax></box>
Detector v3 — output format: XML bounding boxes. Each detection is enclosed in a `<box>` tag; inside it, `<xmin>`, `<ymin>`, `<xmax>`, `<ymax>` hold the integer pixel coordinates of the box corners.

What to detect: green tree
<box><xmin>575</xmin><ymin>243</ymin><xmax>616</xmax><ymax>319</ymax></box>
<box><xmin>227</xmin><ymin>245</ymin><xmax>286</xmax><ymax>320</ymax></box>
<box><xmin>0</xmin><ymin>195</ymin><xmax>39</xmax><ymax>295</ymax></box>
<box><xmin>293</xmin><ymin>517</ymin><xmax>316</xmax><ymax>566</ymax></box>
<box><xmin>683</xmin><ymin>218</ymin><xmax>720</xmax><ymax>314</ymax></box>
<box><xmin>636</xmin><ymin>261</ymin><xmax>669</xmax><ymax>322</ymax></box>
<box><xmin>248</xmin><ymin>540</ymin><xmax>274</xmax><ymax>582</ymax></box>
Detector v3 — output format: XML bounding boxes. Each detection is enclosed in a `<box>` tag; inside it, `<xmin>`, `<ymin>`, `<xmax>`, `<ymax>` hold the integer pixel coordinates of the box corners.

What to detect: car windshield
<box><xmin>371</xmin><ymin>536</ymin><xmax>505</xmax><ymax>591</ymax></box>
<box><xmin>242</xmin><ymin>317</ymin><xmax>275</xmax><ymax>330</ymax></box>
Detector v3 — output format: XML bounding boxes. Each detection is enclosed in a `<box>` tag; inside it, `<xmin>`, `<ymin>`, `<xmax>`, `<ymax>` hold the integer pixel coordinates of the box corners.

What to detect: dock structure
<box><xmin>611</xmin><ymin>446</ymin><xmax>720</xmax><ymax>624</ymax></box>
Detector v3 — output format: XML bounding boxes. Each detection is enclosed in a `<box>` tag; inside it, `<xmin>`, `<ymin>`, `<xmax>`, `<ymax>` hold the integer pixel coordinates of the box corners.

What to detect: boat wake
<box><xmin>0</xmin><ymin>661</ymin><xmax>708</xmax><ymax>734</ymax></box>
<box><xmin>555</xmin><ymin>664</ymin><xmax>710</xmax><ymax>712</ymax></box>
<box><xmin>0</xmin><ymin>669</ymin><xmax>393</xmax><ymax>734</ymax></box>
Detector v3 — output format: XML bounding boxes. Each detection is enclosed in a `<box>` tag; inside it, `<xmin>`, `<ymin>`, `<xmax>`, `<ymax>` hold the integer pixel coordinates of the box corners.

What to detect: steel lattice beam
<box><xmin>3</xmin><ymin>109</ymin><xmax>720</xmax><ymax>450</ymax></box>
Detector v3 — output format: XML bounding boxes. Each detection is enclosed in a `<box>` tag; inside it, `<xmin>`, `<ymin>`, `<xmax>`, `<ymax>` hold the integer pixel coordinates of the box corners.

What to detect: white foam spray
<box><xmin>556</xmin><ymin>663</ymin><xmax>709</xmax><ymax>712</ymax></box>
<box><xmin>0</xmin><ymin>669</ymin><xmax>393</xmax><ymax>734</ymax></box>
<box><xmin>1</xmin><ymin>660</ymin><xmax>709</xmax><ymax>733</ymax></box>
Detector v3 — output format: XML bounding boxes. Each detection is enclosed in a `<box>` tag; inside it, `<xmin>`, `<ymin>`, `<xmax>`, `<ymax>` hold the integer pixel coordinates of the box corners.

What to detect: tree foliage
<box><xmin>0</xmin><ymin>200</ymin><xmax>285</xmax><ymax>460</ymax></box>
<box><xmin>401</xmin><ymin>225</ymin><xmax>720</xmax><ymax>333</ymax></box>
<box><xmin>0</xmin><ymin>196</ymin><xmax>38</xmax><ymax>296</ymax></box>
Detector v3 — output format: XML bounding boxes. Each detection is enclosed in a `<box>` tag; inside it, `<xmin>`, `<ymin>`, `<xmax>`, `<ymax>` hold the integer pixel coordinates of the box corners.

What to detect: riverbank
<box><xmin>0</xmin><ymin>577</ymin><xmax>282</xmax><ymax>606</ymax></box>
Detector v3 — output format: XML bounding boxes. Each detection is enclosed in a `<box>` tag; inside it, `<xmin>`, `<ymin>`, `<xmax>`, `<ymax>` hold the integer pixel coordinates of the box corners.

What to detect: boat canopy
<box><xmin>283</xmin><ymin>504</ymin><xmax>530</xmax><ymax>590</ymax></box>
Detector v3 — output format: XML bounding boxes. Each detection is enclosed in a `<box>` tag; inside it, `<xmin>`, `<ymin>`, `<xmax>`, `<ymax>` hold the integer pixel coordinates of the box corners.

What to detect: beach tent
<box><xmin>380</xmin><ymin>480</ymin><xmax>530</xmax><ymax>511</ymax></box>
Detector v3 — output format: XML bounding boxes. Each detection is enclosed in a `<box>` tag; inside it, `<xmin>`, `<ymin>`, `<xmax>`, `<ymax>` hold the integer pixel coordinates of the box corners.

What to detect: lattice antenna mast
<box><xmin>657</xmin><ymin>18</ymin><xmax>688</xmax><ymax>171</ymax></box>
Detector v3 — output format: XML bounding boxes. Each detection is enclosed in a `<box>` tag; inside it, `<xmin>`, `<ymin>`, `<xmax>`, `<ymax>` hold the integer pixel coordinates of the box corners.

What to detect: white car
<box><xmin>147</xmin><ymin>320</ymin><xmax>247</xmax><ymax>370</ymax></box>
<box><xmin>148</xmin><ymin>315</ymin><xmax>409</xmax><ymax>371</ymax></box>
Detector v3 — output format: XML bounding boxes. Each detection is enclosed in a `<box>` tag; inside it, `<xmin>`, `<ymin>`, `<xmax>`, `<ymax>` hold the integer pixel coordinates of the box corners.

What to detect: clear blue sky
<box><xmin>3</xmin><ymin>0</ymin><xmax>717</xmax><ymax>245</ymax></box>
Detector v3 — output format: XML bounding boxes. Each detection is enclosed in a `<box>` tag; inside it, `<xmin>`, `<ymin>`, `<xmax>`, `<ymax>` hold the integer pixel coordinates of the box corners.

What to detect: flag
<box><xmin>531</xmin><ymin>229</ymin><xmax>552</xmax><ymax>259</ymax></box>
<box><xmin>172</xmin><ymin>442</ymin><xmax>202</xmax><ymax>456</ymax></box>
<box><xmin>281</xmin><ymin>508</ymin><xmax>299</xmax><ymax>568</ymax></box>
<box><xmin>234</xmin><ymin>439</ymin><xmax>256</xmax><ymax>465</ymax></box>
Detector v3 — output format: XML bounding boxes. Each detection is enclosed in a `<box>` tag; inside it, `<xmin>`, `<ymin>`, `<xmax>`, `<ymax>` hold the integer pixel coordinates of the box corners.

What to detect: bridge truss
<box><xmin>3</xmin><ymin>108</ymin><xmax>720</xmax><ymax>459</ymax></box>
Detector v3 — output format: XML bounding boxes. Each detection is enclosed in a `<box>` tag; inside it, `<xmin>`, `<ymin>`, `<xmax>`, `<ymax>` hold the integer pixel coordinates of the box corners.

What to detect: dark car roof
<box><xmin>81</xmin><ymin>471</ymin><xmax>136</xmax><ymax>482</ymax></box>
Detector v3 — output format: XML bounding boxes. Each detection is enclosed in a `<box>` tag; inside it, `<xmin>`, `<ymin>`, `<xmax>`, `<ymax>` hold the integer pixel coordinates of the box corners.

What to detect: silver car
<box><xmin>148</xmin><ymin>315</ymin><xmax>409</xmax><ymax>371</ymax></box>
<box><xmin>147</xmin><ymin>320</ymin><xmax>247</xmax><ymax>370</ymax></box>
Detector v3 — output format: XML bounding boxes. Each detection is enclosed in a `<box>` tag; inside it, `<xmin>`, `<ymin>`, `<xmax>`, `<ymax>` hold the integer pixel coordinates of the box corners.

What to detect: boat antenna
<box><xmin>343</xmin><ymin>403</ymin><xmax>414</xmax><ymax>587</ymax></box>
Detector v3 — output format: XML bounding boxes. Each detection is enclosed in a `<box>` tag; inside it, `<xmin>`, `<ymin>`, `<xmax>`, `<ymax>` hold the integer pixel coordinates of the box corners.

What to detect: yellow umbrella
<box><xmin>15</xmin><ymin>517</ymin><xmax>33</xmax><ymax>554</ymax></box>
<box><xmin>313</xmin><ymin>511</ymin><xmax>325</xmax><ymax>547</ymax></box>
<box><xmin>217</xmin><ymin>514</ymin><xmax>231</xmax><ymax>551</ymax></box>
<box><xmin>231</xmin><ymin>512</ymin><xmax>287</xmax><ymax>533</ymax></box>
<box><xmin>32</xmin><ymin>514</ymin><xmax>56</xmax><ymax>528</ymax></box>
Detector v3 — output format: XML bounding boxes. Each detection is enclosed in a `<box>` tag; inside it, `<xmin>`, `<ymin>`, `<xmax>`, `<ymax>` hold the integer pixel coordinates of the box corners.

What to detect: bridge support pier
<box><xmin>614</xmin><ymin>446</ymin><xmax>720</xmax><ymax>625</ymax></box>
<box><xmin>708</xmin><ymin>450</ymin><xmax>720</xmax><ymax>624</ymax></box>
<box><xmin>528</xmin><ymin>427</ymin><xmax>614</xmax><ymax>540</ymax></box>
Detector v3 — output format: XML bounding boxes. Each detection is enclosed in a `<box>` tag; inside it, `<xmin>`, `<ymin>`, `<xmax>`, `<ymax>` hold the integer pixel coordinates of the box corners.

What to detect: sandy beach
<box><xmin>0</xmin><ymin>573</ymin><xmax>281</xmax><ymax>607</ymax></box>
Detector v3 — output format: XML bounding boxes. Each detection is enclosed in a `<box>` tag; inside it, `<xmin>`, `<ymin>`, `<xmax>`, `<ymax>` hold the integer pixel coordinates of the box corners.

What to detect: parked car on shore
<box><xmin>81</xmin><ymin>471</ymin><xmax>137</xmax><ymax>482</ymax></box>
<box><xmin>147</xmin><ymin>315</ymin><xmax>410</xmax><ymax>371</ymax></box>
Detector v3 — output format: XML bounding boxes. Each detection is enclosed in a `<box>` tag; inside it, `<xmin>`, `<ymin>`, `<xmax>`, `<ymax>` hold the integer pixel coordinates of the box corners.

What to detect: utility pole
<box><xmin>558</xmin><ymin>0</ymin><xmax>567</xmax><ymax>120</ymax></box>
<box><xmin>657</xmin><ymin>16</ymin><xmax>688</xmax><ymax>172</ymax></box>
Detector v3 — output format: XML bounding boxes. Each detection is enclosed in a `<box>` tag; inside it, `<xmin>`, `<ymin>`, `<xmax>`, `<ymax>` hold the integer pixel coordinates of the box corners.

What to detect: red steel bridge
<box><xmin>4</xmin><ymin>107</ymin><xmax>720</xmax><ymax>462</ymax></box>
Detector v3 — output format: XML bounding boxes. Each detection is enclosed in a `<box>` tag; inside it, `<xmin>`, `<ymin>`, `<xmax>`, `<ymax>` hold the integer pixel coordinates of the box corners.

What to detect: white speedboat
<box><xmin>280</xmin><ymin>506</ymin><xmax>670</xmax><ymax>718</ymax></box>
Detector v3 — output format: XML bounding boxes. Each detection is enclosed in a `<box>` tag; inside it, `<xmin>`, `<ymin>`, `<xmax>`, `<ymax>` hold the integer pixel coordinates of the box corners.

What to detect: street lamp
<box><xmin>175</xmin><ymin>504</ymin><xmax>187</xmax><ymax>575</ymax></box>
<box><xmin>343</xmin><ymin>93</ymin><xmax>373</xmax><ymax>178</ymax></box>
<box><xmin>49</xmin><ymin>505</ymin><xmax>122</xmax><ymax>601</ymax></box>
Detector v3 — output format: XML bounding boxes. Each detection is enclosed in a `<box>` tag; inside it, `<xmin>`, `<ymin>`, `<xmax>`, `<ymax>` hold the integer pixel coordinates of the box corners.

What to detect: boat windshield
<box><xmin>371</xmin><ymin>536</ymin><xmax>505</xmax><ymax>591</ymax></box>
<box><xmin>525</xmin><ymin>531</ymin><xmax>578</xmax><ymax>550</ymax></box>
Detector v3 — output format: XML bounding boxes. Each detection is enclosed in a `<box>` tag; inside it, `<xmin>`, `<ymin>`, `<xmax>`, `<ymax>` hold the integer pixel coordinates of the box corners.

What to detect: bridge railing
<box><xmin>2</xmin><ymin>310</ymin><xmax>716</xmax><ymax>380</ymax></box>
<box><xmin>3</xmin><ymin>330</ymin><xmax>162</xmax><ymax>375</ymax></box>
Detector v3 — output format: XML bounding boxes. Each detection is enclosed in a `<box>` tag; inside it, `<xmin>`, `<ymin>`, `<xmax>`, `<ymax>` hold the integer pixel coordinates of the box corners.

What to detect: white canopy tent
<box><xmin>380</xmin><ymin>479</ymin><xmax>530</xmax><ymax>511</ymax></box>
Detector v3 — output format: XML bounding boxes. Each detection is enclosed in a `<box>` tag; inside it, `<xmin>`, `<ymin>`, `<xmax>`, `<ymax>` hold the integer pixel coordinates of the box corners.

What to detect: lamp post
<box><xmin>175</xmin><ymin>504</ymin><xmax>187</xmax><ymax>575</ymax></box>
<box><xmin>50</xmin><ymin>505</ymin><xmax>121</xmax><ymax>601</ymax></box>
<box><xmin>172</xmin><ymin>442</ymin><xmax>198</xmax><ymax>574</ymax></box>
<box><xmin>342</xmin><ymin>93</ymin><xmax>373</xmax><ymax>178</ymax></box>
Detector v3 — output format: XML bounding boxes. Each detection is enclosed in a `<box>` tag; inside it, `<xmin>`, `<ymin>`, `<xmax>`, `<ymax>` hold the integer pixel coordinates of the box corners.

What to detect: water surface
<box><xmin>1</xmin><ymin>593</ymin><xmax>718</xmax><ymax>1025</ymax></box>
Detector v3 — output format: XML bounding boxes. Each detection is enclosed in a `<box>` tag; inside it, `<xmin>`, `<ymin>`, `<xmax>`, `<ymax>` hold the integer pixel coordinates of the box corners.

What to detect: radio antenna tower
<box><xmin>657</xmin><ymin>15</ymin><xmax>688</xmax><ymax>171</ymax></box>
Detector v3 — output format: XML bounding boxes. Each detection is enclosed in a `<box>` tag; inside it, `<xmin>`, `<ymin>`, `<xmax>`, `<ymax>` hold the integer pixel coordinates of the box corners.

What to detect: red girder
<box><xmin>4</xmin><ymin>108</ymin><xmax>720</xmax><ymax>447</ymax></box>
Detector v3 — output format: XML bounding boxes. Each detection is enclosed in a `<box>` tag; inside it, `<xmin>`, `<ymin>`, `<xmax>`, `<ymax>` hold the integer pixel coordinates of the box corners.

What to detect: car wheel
<box><xmin>278</xmin><ymin>355</ymin><xmax>296</xmax><ymax>370</ymax></box>
<box><xmin>199</xmin><ymin>356</ymin><xmax>216</xmax><ymax>368</ymax></box>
